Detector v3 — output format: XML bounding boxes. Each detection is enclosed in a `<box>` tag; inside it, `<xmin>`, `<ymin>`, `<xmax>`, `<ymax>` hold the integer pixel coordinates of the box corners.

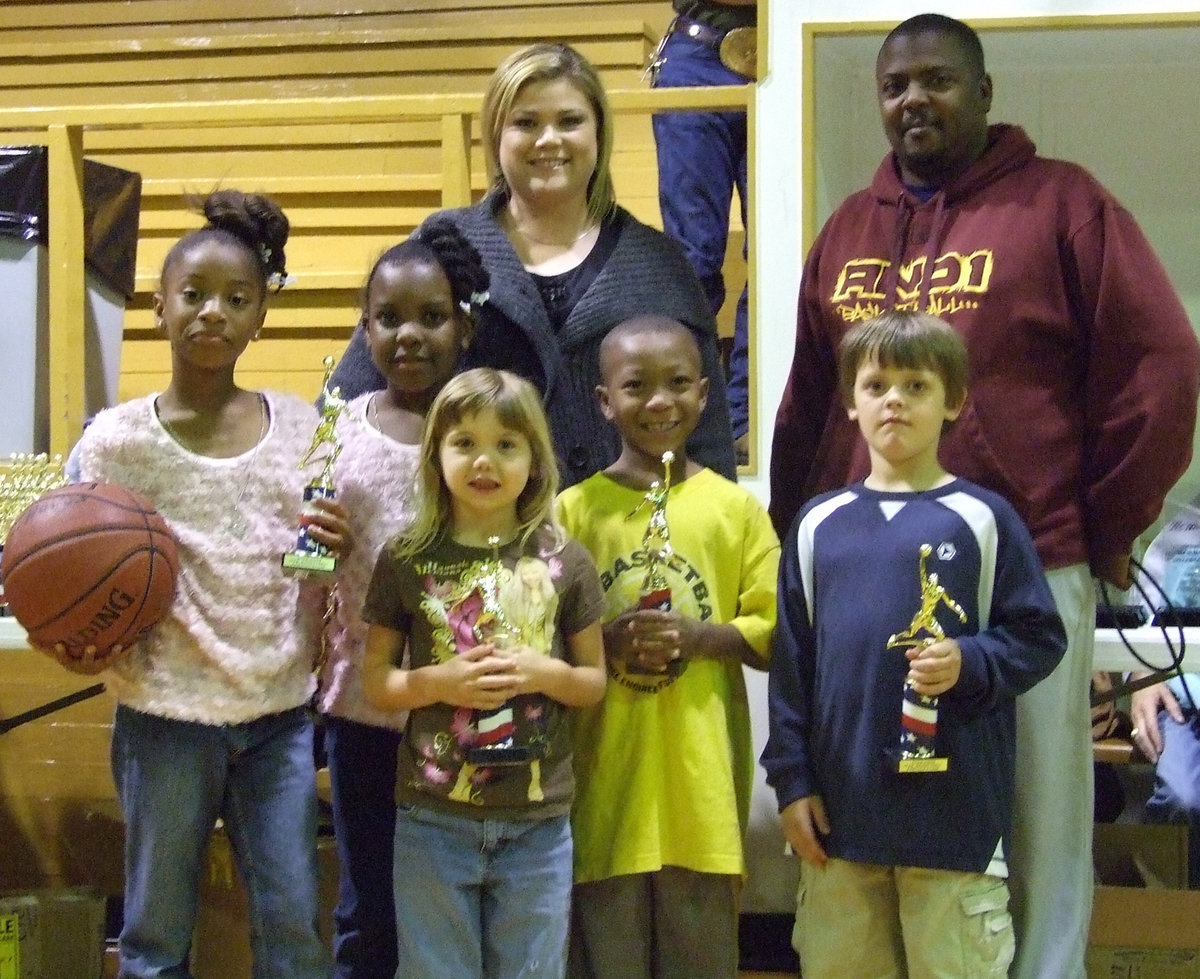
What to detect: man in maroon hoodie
<box><xmin>769</xmin><ymin>13</ymin><xmax>1199</xmax><ymax>979</ymax></box>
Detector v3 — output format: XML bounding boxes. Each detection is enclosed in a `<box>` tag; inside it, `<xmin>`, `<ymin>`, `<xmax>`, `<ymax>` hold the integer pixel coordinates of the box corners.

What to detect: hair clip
<box><xmin>259</xmin><ymin>243</ymin><xmax>273</xmax><ymax>266</ymax></box>
<box><xmin>459</xmin><ymin>289</ymin><xmax>490</xmax><ymax>313</ymax></box>
<box><xmin>267</xmin><ymin>270</ymin><xmax>295</xmax><ymax>292</ymax></box>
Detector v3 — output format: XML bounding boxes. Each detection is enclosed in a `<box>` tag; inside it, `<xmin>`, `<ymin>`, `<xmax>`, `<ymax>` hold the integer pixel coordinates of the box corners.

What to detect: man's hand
<box><xmin>1130</xmin><ymin>674</ymin><xmax>1182</xmax><ymax>763</ymax></box>
<box><xmin>1092</xmin><ymin>552</ymin><xmax>1133</xmax><ymax>590</ymax></box>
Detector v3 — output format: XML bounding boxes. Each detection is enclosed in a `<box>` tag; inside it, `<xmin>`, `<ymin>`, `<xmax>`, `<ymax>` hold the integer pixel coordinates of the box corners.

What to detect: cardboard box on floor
<box><xmin>1089</xmin><ymin>823</ymin><xmax>1200</xmax><ymax>978</ymax></box>
<box><xmin>191</xmin><ymin>827</ymin><xmax>338</xmax><ymax>979</ymax></box>
<box><xmin>1088</xmin><ymin>886</ymin><xmax>1200</xmax><ymax>978</ymax></box>
<box><xmin>0</xmin><ymin>888</ymin><xmax>106</xmax><ymax>979</ymax></box>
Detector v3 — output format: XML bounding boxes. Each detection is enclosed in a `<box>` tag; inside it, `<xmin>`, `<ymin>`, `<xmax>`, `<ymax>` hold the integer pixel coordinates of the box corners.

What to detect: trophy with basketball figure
<box><xmin>465</xmin><ymin>535</ymin><xmax>545</xmax><ymax>766</ymax></box>
<box><xmin>627</xmin><ymin>450</ymin><xmax>684</xmax><ymax>676</ymax></box>
<box><xmin>282</xmin><ymin>356</ymin><xmax>346</xmax><ymax>580</ymax></box>
<box><xmin>886</xmin><ymin>543</ymin><xmax>967</xmax><ymax>773</ymax></box>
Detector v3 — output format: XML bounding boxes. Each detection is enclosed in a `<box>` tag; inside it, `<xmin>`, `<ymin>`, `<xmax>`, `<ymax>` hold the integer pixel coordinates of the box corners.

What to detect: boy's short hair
<box><xmin>598</xmin><ymin>315</ymin><xmax>702</xmax><ymax>382</ymax></box>
<box><xmin>837</xmin><ymin>310</ymin><xmax>969</xmax><ymax>409</ymax></box>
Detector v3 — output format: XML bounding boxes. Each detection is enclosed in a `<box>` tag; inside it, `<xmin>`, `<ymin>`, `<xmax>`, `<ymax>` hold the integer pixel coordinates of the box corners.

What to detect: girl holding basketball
<box><xmin>67</xmin><ymin>190</ymin><xmax>345</xmax><ymax>979</ymax></box>
<box><xmin>360</xmin><ymin>367</ymin><xmax>606</xmax><ymax>979</ymax></box>
<box><xmin>313</xmin><ymin>218</ymin><xmax>488</xmax><ymax>979</ymax></box>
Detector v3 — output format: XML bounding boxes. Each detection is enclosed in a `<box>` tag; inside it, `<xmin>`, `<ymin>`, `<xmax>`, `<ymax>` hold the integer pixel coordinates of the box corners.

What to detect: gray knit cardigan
<box><xmin>329</xmin><ymin>195</ymin><xmax>736</xmax><ymax>488</ymax></box>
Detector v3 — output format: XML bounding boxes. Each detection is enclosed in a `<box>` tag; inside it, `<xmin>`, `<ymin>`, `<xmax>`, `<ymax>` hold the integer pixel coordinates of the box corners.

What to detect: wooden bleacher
<box><xmin>0</xmin><ymin>0</ymin><xmax>745</xmax><ymax>411</ymax></box>
<box><xmin>0</xmin><ymin>22</ymin><xmax>657</xmax><ymax>104</ymax></box>
<box><xmin>0</xmin><ymin>0</ymin><xmax>752</xmax><ymax>897</ymax></box>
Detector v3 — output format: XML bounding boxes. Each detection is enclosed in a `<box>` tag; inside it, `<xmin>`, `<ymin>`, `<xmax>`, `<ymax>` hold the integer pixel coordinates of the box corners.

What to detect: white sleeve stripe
<box><xmin>937</xmin><ymin>491</ymin><xmax>999</xmax><ymax>628</ymax></box>
<box><xmin>797</xmin><ymin>490</ymin><xmax>860</xmax><ymax>627</ymax></box>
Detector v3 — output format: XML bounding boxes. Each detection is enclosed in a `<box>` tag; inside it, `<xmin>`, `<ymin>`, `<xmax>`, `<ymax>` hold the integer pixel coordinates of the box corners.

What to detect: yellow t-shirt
<box><xmin>557</xmin><ymin>468</ymin><xmax>779</xmax><ymax>882</ymax></box>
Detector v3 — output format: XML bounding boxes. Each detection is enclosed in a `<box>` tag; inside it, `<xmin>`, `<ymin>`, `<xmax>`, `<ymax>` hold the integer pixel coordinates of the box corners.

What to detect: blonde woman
<box><xmin>330</xmin><ymin>42</ymin><xmax>736</xmax><ymax>489</ymax></box>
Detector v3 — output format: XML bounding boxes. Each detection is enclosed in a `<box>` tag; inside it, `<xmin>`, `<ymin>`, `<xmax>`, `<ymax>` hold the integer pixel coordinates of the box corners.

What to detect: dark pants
<box><xmin>652</xmin><ymin>28</ymin><xmax>750</xmax><ymax>439</ymax></box>
<box><xmin>325</xmin><ymin>714</ymin><xmax>403</xmax><ymax>979</ymax></box>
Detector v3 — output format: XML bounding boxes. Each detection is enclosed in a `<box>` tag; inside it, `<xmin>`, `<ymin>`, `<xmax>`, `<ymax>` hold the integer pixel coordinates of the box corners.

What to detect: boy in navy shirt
<box><xmin>762</xmin><ymin>309</ymin><xmax>1066</xmax><ymax>977</ymax></box>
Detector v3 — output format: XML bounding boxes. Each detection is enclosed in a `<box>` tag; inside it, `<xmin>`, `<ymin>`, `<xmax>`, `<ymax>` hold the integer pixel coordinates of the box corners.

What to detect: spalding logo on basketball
<box><xmin>0</xmin><ymin>482</ymin><xmax>179</xmax><ymax>659</ymax></box>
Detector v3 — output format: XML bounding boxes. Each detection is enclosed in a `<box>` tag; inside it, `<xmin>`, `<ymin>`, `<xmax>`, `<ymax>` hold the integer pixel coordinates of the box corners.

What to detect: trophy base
<box><xmin>465</xmin><ymin>743</ymin><xmax>546</xmax><ymax>766</ymax></box>
<box><xmin>281</xmin><ymin>551</ymin><xmax>338</xmax><ymax>580</ymax></box>
<box><xmin>894</xmin><ymin>752</ymin><xmax>949</xmax><ymax>774</ymax></box>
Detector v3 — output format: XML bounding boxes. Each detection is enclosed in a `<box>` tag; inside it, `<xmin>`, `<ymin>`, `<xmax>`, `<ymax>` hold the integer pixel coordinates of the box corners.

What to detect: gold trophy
<box><xmin>282</xmin><ymin>357</ymin><xmax>345</xmax><ymax>580</ymax></box>
<box><xmin>465</xmin><ymin>535</ymin><xmax>544</xmax><ymax>766</ymax></box>
<box><xmin>627</xmin><ymin>450</ymin><xmax>683</xmax><ymax>676</ymax></box>
<box><xmin>886</xmin><ymin>544</ymin><xmax>966</xmax><ymax>773</ymax></box>
<box><xmin>0</xmin><ymin>453</ymin><xmax>67</xmax><ymax>615</ymax></box>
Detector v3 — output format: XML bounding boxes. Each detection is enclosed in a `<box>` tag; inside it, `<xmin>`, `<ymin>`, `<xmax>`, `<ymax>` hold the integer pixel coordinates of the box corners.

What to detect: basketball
<box><xmin>1</xmin><ymin>482</ymin><xmax>179</xmax><ymax>659</ymax></box>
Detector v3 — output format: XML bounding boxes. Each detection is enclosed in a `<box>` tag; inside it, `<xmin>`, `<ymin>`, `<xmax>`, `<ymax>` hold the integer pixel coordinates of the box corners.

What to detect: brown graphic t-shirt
<box><xmin>362</xmin><ymin>526</ymin><xmax>605</xmax><ymax>821</ymax></box>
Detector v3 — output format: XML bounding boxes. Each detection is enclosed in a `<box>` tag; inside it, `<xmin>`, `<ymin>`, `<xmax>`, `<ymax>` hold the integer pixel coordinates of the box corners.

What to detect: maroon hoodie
<box><xmin>770</xmin><ymin>124</ymin><xmax>1199</xmax><ymax>572</ymax></box>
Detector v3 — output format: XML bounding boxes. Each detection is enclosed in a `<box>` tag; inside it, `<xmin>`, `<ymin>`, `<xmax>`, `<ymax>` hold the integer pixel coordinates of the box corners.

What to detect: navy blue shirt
<box><xmin>762</xmin><ymin>478</ymin><xmax>1066</xmax><ymax>873</ymax></box>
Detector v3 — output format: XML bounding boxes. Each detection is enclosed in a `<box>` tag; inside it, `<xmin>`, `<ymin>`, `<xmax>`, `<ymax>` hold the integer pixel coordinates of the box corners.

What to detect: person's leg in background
<box><xmin>727</xmin><ymin>150</ymin><xmax>749</xmax><ymax>459</ymax></box>
<box><xmin>1009</xmin><ymin>564</ymin><xmax>1094</xmax><ymax>979</ymax></box>
<box><xmin>651</xmin><ymin>28</ymin><xmax>748</xmax><ymax>443</ymax></box>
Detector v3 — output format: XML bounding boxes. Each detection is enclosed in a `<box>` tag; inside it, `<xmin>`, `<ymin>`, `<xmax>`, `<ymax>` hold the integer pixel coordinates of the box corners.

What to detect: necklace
<box><xmin>156</xmin><ymin>392</ymin><xmax>268</xmax><ymax>536</ymax></box>
<box><xmin>512</xmin><ymin>221</ymin><xmax>597</xmax><ymax>248</ymax></box>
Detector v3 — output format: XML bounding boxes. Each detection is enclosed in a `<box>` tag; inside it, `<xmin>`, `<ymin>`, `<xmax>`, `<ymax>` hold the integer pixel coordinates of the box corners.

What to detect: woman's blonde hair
<box><xmin>395</xmin><ymin>368</ymin><xmax>563</xmax><ymax>557</ymax></box>
<box><xmin>480</xmin><ymin>42</ymin><xmax>617</xmax><ymax>225</ymax></box>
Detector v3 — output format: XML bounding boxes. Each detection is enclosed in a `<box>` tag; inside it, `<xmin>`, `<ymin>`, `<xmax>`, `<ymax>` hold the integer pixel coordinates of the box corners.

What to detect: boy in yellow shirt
<box><xmin>558</xmin><ymin>315</ymin><xmax>779</xmax><ymax>978</ymax></box>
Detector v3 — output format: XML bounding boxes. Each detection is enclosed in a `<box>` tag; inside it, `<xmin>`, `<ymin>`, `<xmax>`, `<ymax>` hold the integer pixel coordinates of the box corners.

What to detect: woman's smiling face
<box><xmin>497</xmin><ymin>77</ymin><xmax>598</xmax><ymax>205</ymax></box>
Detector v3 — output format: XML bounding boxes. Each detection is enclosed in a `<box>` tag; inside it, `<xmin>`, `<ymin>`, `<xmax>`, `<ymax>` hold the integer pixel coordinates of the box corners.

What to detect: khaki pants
<box><xmin>792</xmin><ymin>858</ymin><xmax>1014</xmax><ymax>979</ymax></box>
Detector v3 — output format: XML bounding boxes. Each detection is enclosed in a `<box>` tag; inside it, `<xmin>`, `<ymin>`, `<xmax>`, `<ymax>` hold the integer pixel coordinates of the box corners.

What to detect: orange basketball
<box><xmin>1</xmin><ymin>482</ymin><xmax>179</xmax><ymax>659</ymax></box>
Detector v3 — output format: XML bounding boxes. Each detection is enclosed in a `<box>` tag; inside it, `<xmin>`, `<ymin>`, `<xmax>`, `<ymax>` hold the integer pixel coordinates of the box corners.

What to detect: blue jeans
<box><xmin>392</xmin><ymin>804</ymin><xmax>572</xmax><ymax>979</ymax></box>
<box><xmin>652</xmin><ymin>28</ymin><xmax>750</xmax><ymax>438</ymax></box>
<box><xmin>1145</xmin><ymin>702</ymin><xmax>1200</xmax><ymax>887</ymax></box>
<box><xmin>325</xmin><ymin>714</ymin><xmax>402</xmax><ymax>979</ymax></box>
<box><xmin>112</xmin><ymin>704</ymin><xmax>331</xmax><ymax>979</ymax></box>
